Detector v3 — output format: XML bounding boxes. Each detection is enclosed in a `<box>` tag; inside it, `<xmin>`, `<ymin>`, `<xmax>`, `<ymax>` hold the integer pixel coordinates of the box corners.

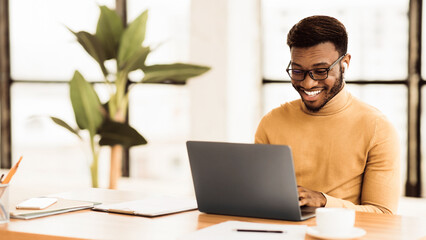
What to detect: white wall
<box><xmin>189</xmin><ymin>0</ymin><xmax>262</xmax><ymax>143</ymax></box>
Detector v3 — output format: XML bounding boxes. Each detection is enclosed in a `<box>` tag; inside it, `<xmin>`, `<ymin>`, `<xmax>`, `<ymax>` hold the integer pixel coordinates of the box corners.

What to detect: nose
<box><xmin>300</xmin><ymin>73</ymin><xmax>318</xmax><ymax>89</ymax></box>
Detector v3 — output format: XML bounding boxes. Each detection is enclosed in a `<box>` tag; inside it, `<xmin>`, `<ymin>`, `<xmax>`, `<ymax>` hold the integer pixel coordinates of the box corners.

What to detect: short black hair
<box><xmin>287</xmin><ymin>15</ymin><xmax>348</xmax><ymax>56</ymax></box>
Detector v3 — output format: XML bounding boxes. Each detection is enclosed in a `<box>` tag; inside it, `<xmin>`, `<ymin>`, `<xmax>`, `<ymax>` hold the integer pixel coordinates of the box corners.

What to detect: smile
<box><xmin>303</xmin><ymin>89</ymin><xmax>322</xmax><ymax>96</ymax></box>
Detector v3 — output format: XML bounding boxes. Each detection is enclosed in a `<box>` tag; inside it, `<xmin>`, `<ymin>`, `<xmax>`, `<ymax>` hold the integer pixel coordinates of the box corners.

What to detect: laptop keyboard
<box><xmin>301</xmin><ymin>206</ymin><xmax>317</xmax><ymax>217</ymax></box>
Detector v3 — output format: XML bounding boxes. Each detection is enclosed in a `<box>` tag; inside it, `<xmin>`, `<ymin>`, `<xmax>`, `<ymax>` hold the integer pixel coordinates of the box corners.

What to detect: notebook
<box><xmin>92</xmin><ymin>196</ymin><xmax>197</xmax><ymax>217</ymax></box>
<box><xmin>10</xmin><ymin>197</ymin><xmax>95</xmax><ymax>220</ymax></box>
<box><xmin>186</xmin><ymin>141</ymin><xmax>316</xmax><ymax>221</ymax></box>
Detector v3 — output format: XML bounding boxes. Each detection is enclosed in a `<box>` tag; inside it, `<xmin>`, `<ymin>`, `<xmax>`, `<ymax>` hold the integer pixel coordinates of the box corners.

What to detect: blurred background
<box><xmin>0</xmin><ymin>0</ymin><xmax>425</xmax><ymax>213</ymax></box>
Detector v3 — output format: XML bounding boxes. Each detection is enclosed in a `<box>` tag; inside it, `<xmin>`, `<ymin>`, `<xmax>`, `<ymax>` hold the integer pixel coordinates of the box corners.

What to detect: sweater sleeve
<box><xmin>323</xmin><ymin>193</ymin><xmax>394</xmax><ymax>214</ymax></box>
<box><xmin>324</xmin><ymin>116</ymin><xmax>401</xmax><ymax>214</ymax></box>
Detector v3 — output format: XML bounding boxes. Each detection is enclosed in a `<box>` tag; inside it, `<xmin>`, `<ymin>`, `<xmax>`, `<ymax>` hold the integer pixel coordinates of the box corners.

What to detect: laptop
<box><xmin>186</xmin><ymin>141</ymin><xmax>316</xmax><ymax>221</ymax></box>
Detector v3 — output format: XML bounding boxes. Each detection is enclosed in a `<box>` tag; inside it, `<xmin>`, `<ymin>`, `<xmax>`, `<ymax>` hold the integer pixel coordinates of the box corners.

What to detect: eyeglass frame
<box><xmin>285</xmin><ymin>54</ymin><xmax>346</xmax><ymax>81</ymax></box>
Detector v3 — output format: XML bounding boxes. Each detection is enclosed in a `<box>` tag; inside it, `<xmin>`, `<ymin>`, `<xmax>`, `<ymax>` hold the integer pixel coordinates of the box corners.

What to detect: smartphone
<box><xmin>16</xmin><ymin>197</ymin><xmax>58</xmax><ymax>210</ymax></box>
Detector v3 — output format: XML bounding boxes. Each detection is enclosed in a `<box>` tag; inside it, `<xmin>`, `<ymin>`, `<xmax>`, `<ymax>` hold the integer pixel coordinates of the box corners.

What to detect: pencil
<box><xmin>0</xmin><ymin>174</ymin><xmax>4</xmax><ymax>183</ymax></box>
<box><xmin>2</xmin><ymin>156</ymin><xmax>23</xmax><ymax>184</ymax></box>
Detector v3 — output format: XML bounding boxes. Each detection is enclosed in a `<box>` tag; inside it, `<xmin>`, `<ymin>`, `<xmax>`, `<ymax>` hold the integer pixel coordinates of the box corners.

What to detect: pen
<box><xmin>235</xmin><ymin>229</ymin><xmax>285</xmax><ymax>234</ymax></box>
<box><xmin>2</xmin><ymin>156</ymin><xmax>23</xmax><ymax>184</ymax></box>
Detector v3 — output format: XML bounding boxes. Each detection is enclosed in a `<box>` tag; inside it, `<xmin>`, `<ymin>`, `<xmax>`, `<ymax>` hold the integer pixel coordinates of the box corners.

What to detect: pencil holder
<box><xmin>0</xmin><ymin>184</ymin><xmax>10</xmax><ymax>223</ymax></box>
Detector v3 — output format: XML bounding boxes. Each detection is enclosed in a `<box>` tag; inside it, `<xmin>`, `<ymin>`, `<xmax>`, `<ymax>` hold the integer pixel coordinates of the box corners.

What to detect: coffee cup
<box><xmin>315</xmin><ymin>208</ymin><xmax>355</xmax><ymax>237</ymax></box>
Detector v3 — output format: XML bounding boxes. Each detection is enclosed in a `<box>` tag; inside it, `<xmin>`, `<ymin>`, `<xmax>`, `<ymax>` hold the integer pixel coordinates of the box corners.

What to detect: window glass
<box><xmin>128</xmin><ymin>85</ymin><xmax>191</xmax><ymax>181</ymax></box>
<box><xmin>10</xmin><ymin>0</ymin><xmax>114</xmax><ymax>81</ymax></box>
<box><xmin>127</xmin><ymin>0</ymin><xmax>190</xmax><ymax>65</ymax></box>
<box><xmin>262</xmin><ymin>0</ymin><xmax>408</xmax><ymax>81</ymax></box>
<box><xmin>262</xmin><ymin>83</ymin><xmax>298</xmax><ymax>115</ymax></box>
<box><xmin>420</xmin><ymin>87</ymin><xmax>426</xmax><ymax>196</ymax></box>
<box><xmin>11</xmin><ymin>83</ymin><xmax>92</xmax><ymax>186</ymax></box>
<box><xmin>422</xmin><ymin>1</ymin><xmax>426</xmax><ymax>79</ymax></box>
<box><xmin>9</xmin><ymin>0</ymin><xmax>192</xmax><ymax>188</ymax></box>
<box><xmin>126</xmin><ymin>0</ymin><xmax>192</xmax><ymax>184</ymax></box>
<box><xmin>11</xmin><ymin>83</ymin><xmax>115</xmax><ymax>187</ymax></box>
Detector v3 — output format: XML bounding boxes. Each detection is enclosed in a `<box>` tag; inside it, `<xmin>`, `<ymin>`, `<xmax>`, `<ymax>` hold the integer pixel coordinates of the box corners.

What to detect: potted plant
<box><xmin>51</xmin><ymin>6</ymin><xmax>210</xmax><ymax>188</ymax></box>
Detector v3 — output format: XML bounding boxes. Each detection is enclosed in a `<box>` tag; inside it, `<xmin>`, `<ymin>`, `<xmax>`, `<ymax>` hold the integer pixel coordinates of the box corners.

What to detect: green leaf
<box><xmin>117</xmin><ymin>10</ymin><xmax>148</xmax><ymax>67</ymax></box>
<box><xmin>120</xmin><ymin>46</ymin><xmax>150</xmax><ymax>73</ymax></box>
<box><xmin>50</xmin><ymin>117</ymin><xmax>82</xmax><ymax>140</ymax></box>
<box><xmin>141</xmin><ymin>63</ymin><xmax>210</xmax><ymax>84</ymax></box>
<box><xmin>70</xmin><ymin>30</ymin><xmax>108</xmax><ymax>77</ymax></box>
<box><xmin>69</xmin><ymin>71</ymin><xmax>104</xmax><ymax>136</ymax></box>
<box><xmin>98</xmin><ymin>119</ymin><xmax>147</xmax><ymax>147</ymax></box>
<box><xmin>96</xmin><ymin>6</ymin><xmax>123</xmax><ymax>60</ymax></box>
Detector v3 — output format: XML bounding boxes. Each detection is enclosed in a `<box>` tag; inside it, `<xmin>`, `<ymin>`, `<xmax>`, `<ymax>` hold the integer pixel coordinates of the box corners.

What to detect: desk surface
<box><xmin>1</xmin><ymin>188</ymin><xmax>426</xmax><ymax>240</ymax></box>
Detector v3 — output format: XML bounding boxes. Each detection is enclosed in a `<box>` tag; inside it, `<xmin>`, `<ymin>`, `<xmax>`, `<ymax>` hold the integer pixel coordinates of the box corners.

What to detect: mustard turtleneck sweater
<box><xmin>255</xmin><ymin>86</ymin><xmax>400</xmax><ymax>214</ymax></box>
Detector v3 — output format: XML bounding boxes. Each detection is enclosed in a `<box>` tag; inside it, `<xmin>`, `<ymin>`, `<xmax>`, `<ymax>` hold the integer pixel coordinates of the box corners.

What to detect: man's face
<box><xmin>290</xmin><ymin>42</ymin><xmax>347</xmax><ymax>112</ymax></box>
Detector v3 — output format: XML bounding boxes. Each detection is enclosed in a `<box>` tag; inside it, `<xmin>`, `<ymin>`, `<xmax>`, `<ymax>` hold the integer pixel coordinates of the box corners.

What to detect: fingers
<box><xmin>299</xmin><ymin>198</ymin><xmax>307</xmax><ymax>206</ymax></box>
<box><xmin>297</xmin><ymin>186</ymin><xmax>326</xmax><ymax>207</ymax></box>
<box><xmin>298</xmin><ymin>186</ymin><xmax>307</xmax><ymax>206</ymax></box>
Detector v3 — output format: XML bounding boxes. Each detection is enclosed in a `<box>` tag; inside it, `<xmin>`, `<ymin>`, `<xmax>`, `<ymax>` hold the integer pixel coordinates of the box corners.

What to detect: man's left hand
<box><xmin>298</xmin><ymin>186</ymin><xmax>327</xmax><ymax>207</ymax></box>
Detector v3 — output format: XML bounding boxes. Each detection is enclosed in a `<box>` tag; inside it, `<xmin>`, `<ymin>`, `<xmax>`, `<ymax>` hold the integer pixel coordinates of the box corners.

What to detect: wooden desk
<box><xmin>1</xmin><ymin>188</ymin><xmax>426</xmax><ymax>240</ymax></box>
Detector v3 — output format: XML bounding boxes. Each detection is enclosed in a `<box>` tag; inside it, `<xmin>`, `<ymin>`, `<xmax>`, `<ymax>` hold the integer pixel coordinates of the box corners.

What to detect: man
<box><xmin>255</xmin><ymin>15</ymin><xmax>400</xmax><ymax>214</ymax></box>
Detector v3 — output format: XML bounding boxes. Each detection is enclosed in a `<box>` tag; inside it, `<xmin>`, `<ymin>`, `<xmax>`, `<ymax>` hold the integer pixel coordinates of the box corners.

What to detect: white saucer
<box><xmin>307</xmin><ymin>226</ymin><xmax>366</xmax><ymax>239</ymax></box>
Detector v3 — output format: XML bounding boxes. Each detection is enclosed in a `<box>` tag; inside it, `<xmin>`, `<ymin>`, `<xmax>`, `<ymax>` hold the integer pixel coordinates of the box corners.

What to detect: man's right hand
<box><xmin>298</xmin><ymin>186</ymin><xmax>327</xmax><ymax>207</ymax></box>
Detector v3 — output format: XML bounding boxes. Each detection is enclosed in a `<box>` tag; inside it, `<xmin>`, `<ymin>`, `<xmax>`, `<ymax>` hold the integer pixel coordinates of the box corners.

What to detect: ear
<box><xmin>343</xmin><ymin>62</ymin><xmax>348</xmax><ymax>72</ymax></box>
<box><xmin>342</xmin><ymin>54</ymin><xmax>351</xmax><ymax>73</ymax></box>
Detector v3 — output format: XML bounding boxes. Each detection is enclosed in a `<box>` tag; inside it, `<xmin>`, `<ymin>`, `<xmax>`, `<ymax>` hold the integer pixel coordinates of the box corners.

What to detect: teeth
<box><xmin>304</xmin><ymin>90</ymin><xmax>322</xmax><ymax>96</ymax></box>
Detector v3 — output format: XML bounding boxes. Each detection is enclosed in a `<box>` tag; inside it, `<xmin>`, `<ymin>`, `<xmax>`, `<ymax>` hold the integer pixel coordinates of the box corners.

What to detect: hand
<box><xmin>297</xmin><ymin>186</ymin><xmax>326</xmax><ymax>207</ymax></box>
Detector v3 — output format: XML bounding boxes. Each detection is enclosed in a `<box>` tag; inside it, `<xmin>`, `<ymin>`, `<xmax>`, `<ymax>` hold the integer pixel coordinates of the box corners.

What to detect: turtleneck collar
<box><xmin>300</xmin><ymin>84</ymin><xmax>351</xmax><ymax>116</ymax></box>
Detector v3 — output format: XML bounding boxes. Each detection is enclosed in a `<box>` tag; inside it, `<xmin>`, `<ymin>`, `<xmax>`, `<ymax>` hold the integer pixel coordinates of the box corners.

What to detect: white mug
<box><xmin>315</xmin><ymin>208</ymin><xmax>355</xmax><ymax>237</ymax></box>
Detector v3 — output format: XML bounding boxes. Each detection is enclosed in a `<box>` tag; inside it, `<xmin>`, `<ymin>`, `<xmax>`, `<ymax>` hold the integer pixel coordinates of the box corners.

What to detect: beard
<box><xmin>293</xmin><ymin>67</ymin><xmax>344</xmax><ymax>113</ymax></box>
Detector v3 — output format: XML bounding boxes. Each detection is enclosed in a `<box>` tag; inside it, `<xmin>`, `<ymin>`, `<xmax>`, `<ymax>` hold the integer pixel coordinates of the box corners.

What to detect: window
<box><xmin>5</xmin><ymin>0</ymin><xmax>192</xmax><ymax>188</ymax></box>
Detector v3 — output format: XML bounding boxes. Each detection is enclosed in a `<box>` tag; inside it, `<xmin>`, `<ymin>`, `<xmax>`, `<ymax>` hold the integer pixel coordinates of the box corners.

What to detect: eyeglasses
<box><xmin>286</xmin><ymin>54</ymin><xmax>346</xmax><ymax>81</ymax></box>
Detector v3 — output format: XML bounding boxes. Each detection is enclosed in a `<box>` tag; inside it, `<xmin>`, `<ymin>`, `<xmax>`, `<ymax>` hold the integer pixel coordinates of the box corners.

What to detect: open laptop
<box><xmin>186</xmin><ymin>141</ymin><xmax>316</xmax><ymax>221</ymax></box>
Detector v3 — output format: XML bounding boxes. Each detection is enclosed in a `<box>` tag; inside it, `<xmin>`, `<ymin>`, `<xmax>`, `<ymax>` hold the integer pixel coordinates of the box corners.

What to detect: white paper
<box><xmin>179</xmin><ymin>220</ymin><xmax>307</xmax><ymax>240</ymax></box>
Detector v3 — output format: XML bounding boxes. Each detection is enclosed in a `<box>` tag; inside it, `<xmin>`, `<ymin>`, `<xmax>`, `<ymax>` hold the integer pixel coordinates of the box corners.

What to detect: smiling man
<box><xmin>255</xmin><ymin>16</ymin><xmax>400</xmax><ymax>214</ymax></box>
